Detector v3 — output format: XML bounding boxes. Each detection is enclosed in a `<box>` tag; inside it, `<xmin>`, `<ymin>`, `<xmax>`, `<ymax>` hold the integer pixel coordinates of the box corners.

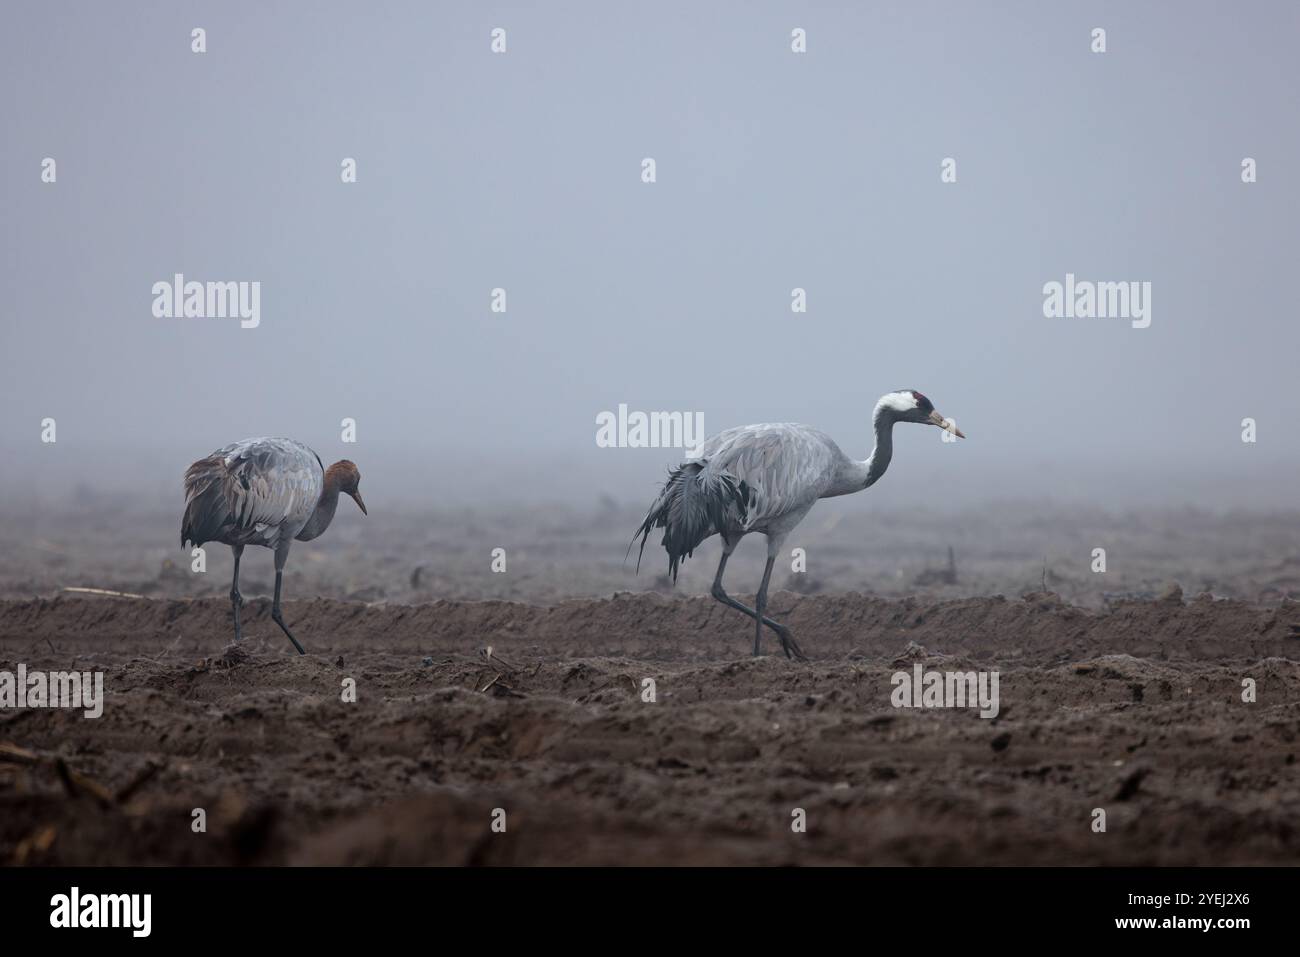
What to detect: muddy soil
<box><xmin>2</xmin><ymin>592</ymin><xmax>1298</xmax><ymax>865</ymax></box>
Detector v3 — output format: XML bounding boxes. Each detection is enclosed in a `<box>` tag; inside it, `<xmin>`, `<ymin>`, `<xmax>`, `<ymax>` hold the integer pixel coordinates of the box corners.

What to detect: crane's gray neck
<box><xmin>296</xmin><ymin>481</ymin><xmax>340</xmax><ymax>542</ymax></box>
<box><xmin>826</xmin><ymin>412</ymin><xmax>896</xmax><ymax>496</ymax></box>
<box><xmin>859</xmin><ymin>411</ymin><xmax>895</xmax><ymax>489</ymax></box>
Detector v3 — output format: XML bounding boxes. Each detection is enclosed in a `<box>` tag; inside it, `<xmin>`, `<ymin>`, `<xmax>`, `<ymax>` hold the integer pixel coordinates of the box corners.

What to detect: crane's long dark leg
<box><xmin>229</xmin><ymin>544</ymin><xmax>245</xmax><ymax>642</ymax></box>
<box><xmin>753</xmin><ymin>537</ymin><xmax>804</xmax><ymax>660</ymax></box>
<box><xmin>270</xmin><ymin>542</ymin><xmax>306</xmax><ymax>655</ymax></box>
<box><xmin>710</xmin><ymin>542</ymin><xmax>804</xmax><ymax>660</ymax></box>
<box><xmin>753</xmin><ymin>555</ymin><xmax>782</xmax><ymax>658</ymax></box>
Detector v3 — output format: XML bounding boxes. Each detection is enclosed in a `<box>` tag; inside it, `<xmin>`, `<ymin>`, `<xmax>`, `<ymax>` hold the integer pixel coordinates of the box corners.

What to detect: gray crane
<box><xmin>632</xmin><ymin>391</ymin><xmax>964</xmax><ymax>660</ymax></box>
<box><xmin>181</xmin><ymin>437</ymin><xmax>367</xmax><ymax>654</ymax></box>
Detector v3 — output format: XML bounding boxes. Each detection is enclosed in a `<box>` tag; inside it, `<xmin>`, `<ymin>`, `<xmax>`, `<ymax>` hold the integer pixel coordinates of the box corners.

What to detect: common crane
<box><xmin>633</xmin><ymin>391</ymin><xmax>963</xmax><ymax>660</ymax></box>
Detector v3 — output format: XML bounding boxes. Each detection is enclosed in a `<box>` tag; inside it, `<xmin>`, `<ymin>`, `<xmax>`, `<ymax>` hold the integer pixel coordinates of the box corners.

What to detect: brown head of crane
<box><xmin>181</xmin><ymin>437</ymin><xmax>367</xmax><ymax>654</ymax></box>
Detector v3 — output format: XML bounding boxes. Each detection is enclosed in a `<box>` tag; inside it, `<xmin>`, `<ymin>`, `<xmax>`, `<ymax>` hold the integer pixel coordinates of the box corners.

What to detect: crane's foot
<box><xmin>271</xmin><ymin>608</ymin><xmax>306</xmax><ymax>656</ymax></box>
<box><xmin>775</xmin><ymin>627</ymin><xmax>806</xmax><ymax>662</ymax></box>
<box><xmin>749</xmin><ymin>626</ymin><xmax>806</xmax><ymax>661</ymax></box>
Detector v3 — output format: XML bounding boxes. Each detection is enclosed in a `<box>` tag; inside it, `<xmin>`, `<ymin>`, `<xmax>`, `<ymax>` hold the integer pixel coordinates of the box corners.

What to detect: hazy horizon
<box><xmin>3</xmin><ymin>1</ymin><xmax>1298</xmax><ymax>513</ymax></box>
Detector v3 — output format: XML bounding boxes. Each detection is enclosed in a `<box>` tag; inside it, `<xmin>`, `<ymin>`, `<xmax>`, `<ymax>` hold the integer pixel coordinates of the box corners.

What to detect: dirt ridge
<box><xmin>0</xmin><ymin>593</ymin><xmax>1294</xmax><ymax>664</ymax></box>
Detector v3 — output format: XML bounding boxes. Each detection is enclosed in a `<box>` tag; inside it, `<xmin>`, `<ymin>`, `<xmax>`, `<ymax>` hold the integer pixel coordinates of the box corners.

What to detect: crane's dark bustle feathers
<box><xmin>180</xmin><ymin>455</ymin><xmax>232</xmax><ymax>547</ymax></box>
<box><xmin>630</xmin><ymin>461</ymin><xmax>750</xmax><ymax>581</ymax></box>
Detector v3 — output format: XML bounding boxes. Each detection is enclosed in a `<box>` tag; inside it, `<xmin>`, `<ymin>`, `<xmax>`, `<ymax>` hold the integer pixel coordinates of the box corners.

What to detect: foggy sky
<box><xmin>2</xmin><ymin>1</ymin><xmax>1298</xmax><ymax>511</ymax></box>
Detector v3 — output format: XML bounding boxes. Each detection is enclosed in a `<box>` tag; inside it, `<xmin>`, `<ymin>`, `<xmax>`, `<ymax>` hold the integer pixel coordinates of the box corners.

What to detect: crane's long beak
<box><xmin>349</xmin><ymin>490</ymin><xmax>368</xmax><ymax>515</ymax></box>
<box><xmin>928</xmin><ymin>410</ymin><xmax>965</xmax><ymax>438</ymax></box>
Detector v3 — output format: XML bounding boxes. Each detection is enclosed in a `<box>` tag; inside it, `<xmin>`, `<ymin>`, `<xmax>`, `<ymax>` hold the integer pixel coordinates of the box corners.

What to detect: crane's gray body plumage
<box><xmin>182</xmin><ymin>437</ymin><xmax>325</xmax><ymax>549</ymax></box>
<box><xmin>696</xmin><ymin>423</ymin><xmax>867</xmax><ymax>531</ymax></box>
<box><xmin>634</xmin><ymin>422</ymin><xmax>884</xmax><ymax>578</ymax></box>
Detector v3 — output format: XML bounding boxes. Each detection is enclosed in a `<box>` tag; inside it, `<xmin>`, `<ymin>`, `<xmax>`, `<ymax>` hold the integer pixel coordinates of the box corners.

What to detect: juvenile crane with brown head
<box><xmin>181</xmin><ymin>437</ymin><xmax>367</xmax><ymax>654</ymax></box>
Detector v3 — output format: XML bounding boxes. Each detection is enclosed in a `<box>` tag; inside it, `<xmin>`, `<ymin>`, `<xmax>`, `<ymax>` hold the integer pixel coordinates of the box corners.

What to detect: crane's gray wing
<box><xmin>699</xmin><ymin>424</ymin><xmax>841</xmax><ymax>526</ymax></box>
<box><xmin>182</xmin><ymin>437</ymin><xmax>323</xmax><ymax>546</ymax></box>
